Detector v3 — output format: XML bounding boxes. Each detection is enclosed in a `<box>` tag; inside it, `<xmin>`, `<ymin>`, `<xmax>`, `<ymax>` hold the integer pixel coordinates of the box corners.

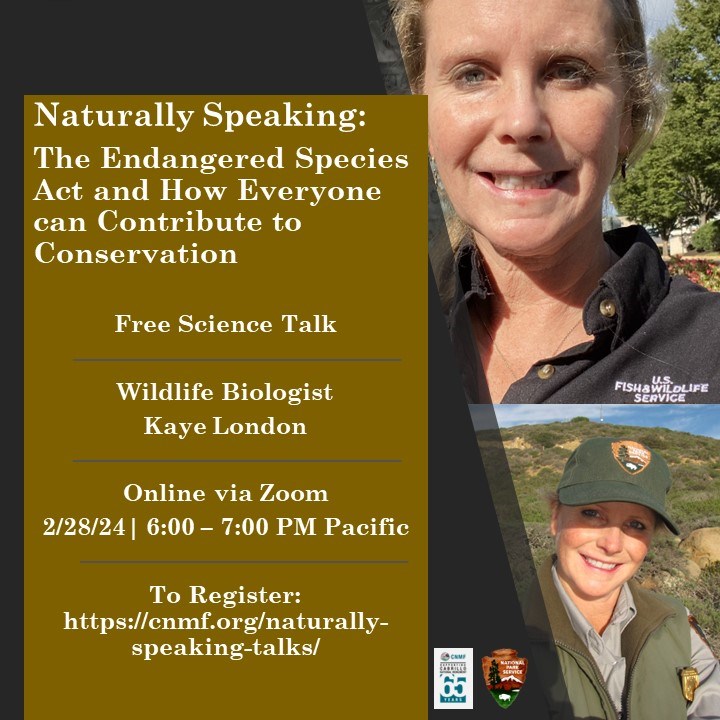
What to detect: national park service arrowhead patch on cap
<box><xmin>611</xmin><ymin>440</ymin><xmax>651</xmax><ymax>475</ymax></box>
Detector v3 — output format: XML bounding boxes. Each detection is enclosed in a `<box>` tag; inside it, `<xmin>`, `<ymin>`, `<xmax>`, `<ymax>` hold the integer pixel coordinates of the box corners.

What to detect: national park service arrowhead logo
<box><xmin>482</xmin><ymin>649</ymin><xmax>527</xmax><ymax>708</ymax></box>
<box><xmin>611</xmin><ymin>440</ymin><xmax>651</xmax><ymax>475</ymax></box>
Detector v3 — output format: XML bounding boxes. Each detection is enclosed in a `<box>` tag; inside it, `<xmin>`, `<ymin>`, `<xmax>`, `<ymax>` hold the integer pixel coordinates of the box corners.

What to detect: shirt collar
<box><xmin>453</xmin><ymin>225</ymin><xmax>670</xmax><ymax>344</ymax></box>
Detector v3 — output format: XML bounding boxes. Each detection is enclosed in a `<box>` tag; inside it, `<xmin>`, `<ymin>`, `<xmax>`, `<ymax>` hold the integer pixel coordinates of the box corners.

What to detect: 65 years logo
<box><xmin>433</xmin><ymin>648</ymin><xmax>473</xmax><ymax>709</ymax></box>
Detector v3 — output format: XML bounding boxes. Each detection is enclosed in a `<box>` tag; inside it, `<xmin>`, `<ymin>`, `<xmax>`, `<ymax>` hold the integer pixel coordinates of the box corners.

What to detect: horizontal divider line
<box><xmin>80</xmin><ymin>559</ymin><xmax>409</xmax><ymax>565</ymax></box>
<box><xmin>73</xmin><ymin>358</ymin><xmax>402</xmax><ymax>363</ymax></box>
<box><xmin>73</xmin><ymin>458</ymin><xmax>402</xmax><ymax>464</ymax></box>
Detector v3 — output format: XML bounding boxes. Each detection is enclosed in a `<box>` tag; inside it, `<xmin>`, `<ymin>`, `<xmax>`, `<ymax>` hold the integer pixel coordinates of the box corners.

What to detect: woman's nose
<box><xmin>596</xmin><ymin>526</ymin><xmax>623</xmax><ymax>555</ymax></box>
<box><xmin>494</xmin><ymin>75</ymin><xmax>551</xmax><ymax>146</ymax></box>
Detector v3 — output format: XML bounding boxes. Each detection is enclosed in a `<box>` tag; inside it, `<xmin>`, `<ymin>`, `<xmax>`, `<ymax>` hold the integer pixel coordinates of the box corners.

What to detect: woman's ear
<box><xmin>550</xmin><ymin>505</ymin><xmax>560</xmax><ymax>537</ymax></box>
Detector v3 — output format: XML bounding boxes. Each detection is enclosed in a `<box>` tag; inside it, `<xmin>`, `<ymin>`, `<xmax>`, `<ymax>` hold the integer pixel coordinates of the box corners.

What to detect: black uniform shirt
<box><xmin>446</xmin><ymin>225</ymin><xmax>720</xmax><ymax>404</ymax></box>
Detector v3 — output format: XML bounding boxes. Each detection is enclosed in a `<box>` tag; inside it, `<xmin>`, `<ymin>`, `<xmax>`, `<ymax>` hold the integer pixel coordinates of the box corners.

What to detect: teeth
<box><xmin>584</xmin><ymin>556</ymin><xmax>617</xmax><ymax>570</ymax></box>
<box><xmin>493</xmin><ymin>173</ymin><xmax>556</xmax><ymax>190</ymax></box>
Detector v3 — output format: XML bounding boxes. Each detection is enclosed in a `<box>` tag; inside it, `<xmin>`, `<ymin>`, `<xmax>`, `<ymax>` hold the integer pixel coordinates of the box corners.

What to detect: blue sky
<box><xmin>644</xmin><ymin>0</ymin><xmax>677</xmax><ymax>38</ymax></box>
<box><xmin>470</xmin><ymin>405</ymin><xmax>720</xmax><ymax>440</ymax></box>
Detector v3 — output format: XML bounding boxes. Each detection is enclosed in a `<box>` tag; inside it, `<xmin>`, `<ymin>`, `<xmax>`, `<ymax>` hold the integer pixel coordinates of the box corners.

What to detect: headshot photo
<box><xmin>479</xmin><ymin>405</ymin><xmax>720</xmax><ymax>717</ymax></box>
<box><xmin>391</xmin><ymin>0</ymin><xmax>720</xmax><ymax>404</ymax></box>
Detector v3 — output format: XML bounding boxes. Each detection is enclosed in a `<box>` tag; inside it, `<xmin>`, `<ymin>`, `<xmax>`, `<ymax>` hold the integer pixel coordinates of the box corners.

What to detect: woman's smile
<box><xmin>580</xmin><ymin>554</ymin><xmax>622</xmax><ymax>572</ymax></box>
<box><xmin>486</xmin><ymin>172</ymin><xmax>560</xmax><ymax>191</ymax></box>
<box><xmin>475</xmin><ymin>169</ymin><xmax>570</xmax><ymax>194</ymax></box>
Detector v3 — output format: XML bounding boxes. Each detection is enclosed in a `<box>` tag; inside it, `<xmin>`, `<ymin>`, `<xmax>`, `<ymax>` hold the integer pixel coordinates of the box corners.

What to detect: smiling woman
<box><xmin>391</xmin><ymin>0</ymin><xmax>720</xmax><ymax>404</ymax></box>
<box><xmin>526</xmin><ymin>437</ymin><xmax>720</xmax><ymax>718</ymax></box>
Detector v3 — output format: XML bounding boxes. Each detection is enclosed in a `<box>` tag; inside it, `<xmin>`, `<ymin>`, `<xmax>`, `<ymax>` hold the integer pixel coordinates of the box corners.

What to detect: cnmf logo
<box><xmin>440</xmin><ymin>652</ymin><xmax>466</xmax><ymax>660</ymax></box>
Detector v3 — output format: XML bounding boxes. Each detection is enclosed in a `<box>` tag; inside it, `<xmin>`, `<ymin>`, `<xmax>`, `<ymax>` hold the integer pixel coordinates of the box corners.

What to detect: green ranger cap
<box><xmin>557</xmin><ymin>437</ymin><xmax>679</xmax><ymax>535</ymax></box>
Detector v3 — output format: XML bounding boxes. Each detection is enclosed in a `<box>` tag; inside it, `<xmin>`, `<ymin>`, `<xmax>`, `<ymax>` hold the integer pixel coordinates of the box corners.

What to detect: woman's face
<box><xmin>424</xmin><ymin>0</ymin><xmax>631</xmax><ymax>259</ymax></box>
<box><xmin>551</xmin><ymin>501</ymin><xmax>655</xmax><ymax>604</ymax></box>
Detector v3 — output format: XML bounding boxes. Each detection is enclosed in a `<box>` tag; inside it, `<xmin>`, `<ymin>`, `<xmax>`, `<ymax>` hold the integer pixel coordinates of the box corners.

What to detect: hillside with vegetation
<box><xmin>489</xmin><ymin>417</ymin><xmax>720</xmax><ymax>655</ymax></box>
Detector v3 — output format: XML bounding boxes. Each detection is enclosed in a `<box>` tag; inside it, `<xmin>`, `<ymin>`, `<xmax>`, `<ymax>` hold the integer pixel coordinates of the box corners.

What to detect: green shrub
<box><xmin>692</xmin><ymin>220</ymin><xmax>720</xmax><ymax>252</ymax></box>
<box><xmin>527</xmin><ymin>429</ymin><xmax>557</xmax><ymax>448</ymax></box>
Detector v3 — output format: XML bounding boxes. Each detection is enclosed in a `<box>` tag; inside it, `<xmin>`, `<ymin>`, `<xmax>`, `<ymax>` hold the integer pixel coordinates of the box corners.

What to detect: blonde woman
<box><xmin>526</xmin><ymin>437</ymin><xmax>720</xmax><ymax>718</ymax></box>
<box><xmin>391</xmin><ymin>0</ymin><xmax>720</xmax><ymax>403</ymax></box>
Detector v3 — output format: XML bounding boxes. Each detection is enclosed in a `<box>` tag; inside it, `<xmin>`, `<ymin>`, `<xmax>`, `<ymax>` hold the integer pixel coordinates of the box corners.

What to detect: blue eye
<box><xmin>628</xmin><ymin>520</ymin><xmax>647</xmax><ymax>531</ymax></box>
<box><xmin>581</xmin><ymin>508</ymin><xmax>600</xmax><ymax>518</ymax></box>
<box><xmin>453</xmin><ymin>65</ymin><xmax>488</xmax><ymax>87</ymax></box>
<box><xmin>464</xmin><ymin>69</ymin><xmax>485</xmax><ymax>84</ymax></box>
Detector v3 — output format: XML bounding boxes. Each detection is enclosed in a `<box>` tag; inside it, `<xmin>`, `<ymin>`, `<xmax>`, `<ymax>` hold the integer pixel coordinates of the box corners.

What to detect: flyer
<box><xmin>20</xmin><ymin>1</ymin><xmax>720</xmax><ymax>719</ymax></box>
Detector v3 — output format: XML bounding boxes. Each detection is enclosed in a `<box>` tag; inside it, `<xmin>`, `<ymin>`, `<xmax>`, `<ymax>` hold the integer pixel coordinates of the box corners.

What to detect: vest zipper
<box><xmin>622</xmin><ymin>615</ymin><xmax>670</xmax><ymax>720</ymax></box>
<box><xmin>556</xmin><ymin>641</ymin><xmax>620</xmax><ymax>719</ymax></box>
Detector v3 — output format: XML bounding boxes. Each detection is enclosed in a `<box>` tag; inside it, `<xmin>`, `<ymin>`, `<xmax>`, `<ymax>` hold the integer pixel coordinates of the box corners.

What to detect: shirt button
<box><xmin>537</xmin><ymin>364</ymin><xmax>555</xmax><ymax>380</ymax></box>
<box><xmin>599</xmin><ymin>299</ymin><xmax>617</xmax><ymax>317</ymax></box>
